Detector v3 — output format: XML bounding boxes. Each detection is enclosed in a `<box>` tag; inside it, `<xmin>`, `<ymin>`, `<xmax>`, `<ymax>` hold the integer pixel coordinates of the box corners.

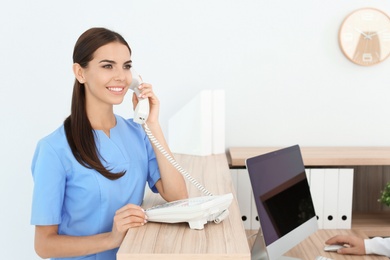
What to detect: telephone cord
<box><xmin>143</xmin><ymin>123</ymin><xmax>229</xmax><ymax>224</ymax></box>
<box><xmin>143</xmin><ymin>123</ymin><xmax>213</xmax><ymax>197</ymax></box>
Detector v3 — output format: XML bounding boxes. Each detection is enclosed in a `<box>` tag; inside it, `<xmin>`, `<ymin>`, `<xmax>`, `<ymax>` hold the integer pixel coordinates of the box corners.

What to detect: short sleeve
<box><xmin>30</xmin><ymin>139</ymin><xmax>66</xmax><ymax>225</ymax></box>
<box><xmin>144</xmin><ymin>135</ymin><xmax>160</xmax><ymax>193</ymax></box>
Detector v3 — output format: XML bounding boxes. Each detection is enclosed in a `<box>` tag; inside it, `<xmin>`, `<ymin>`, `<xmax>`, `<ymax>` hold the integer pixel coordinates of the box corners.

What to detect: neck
<box><xmin>86</xmin><ymin>105</ymin><xmax>116</xmax><ymax>136</ymax></box>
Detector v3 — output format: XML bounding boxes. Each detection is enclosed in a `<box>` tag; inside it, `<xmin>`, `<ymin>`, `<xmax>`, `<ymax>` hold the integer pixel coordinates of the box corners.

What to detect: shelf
<box><xmin>229</xmin><ymin>147</ymin><xmax>390</xmax><ymax>167</ymax></box>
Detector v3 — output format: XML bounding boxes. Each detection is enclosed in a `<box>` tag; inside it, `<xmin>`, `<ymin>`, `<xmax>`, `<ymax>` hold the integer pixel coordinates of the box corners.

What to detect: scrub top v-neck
<box><xmin>30</xmin><ymin>115</ymin><xmax>161</xmax><ymax>260</ymax></box>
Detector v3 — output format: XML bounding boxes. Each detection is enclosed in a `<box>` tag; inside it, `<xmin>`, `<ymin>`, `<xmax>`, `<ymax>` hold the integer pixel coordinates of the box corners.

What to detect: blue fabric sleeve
<box><xmin>144</xmin><ymin>133</ymin><xmax>161</xmax><ymax>193</ymax></box>
<box><xmin>30</xmin><ymin>139</ymin><xmax>66</xmax><ymax>225</ymax></box>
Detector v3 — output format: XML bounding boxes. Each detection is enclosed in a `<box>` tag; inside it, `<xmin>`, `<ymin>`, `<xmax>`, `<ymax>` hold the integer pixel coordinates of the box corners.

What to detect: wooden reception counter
<box><xmin>117</xmin><ymin>153</ymin><xmax>250</xmax><ymax>260</ymax></box>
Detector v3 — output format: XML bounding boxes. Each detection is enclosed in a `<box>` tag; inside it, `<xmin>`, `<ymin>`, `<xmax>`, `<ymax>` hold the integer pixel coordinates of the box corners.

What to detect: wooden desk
<box><xmin>228</xmin><ymin>147</ymin><xmax>390</xmax><ymax>167</ymax></box>
<box><xmin>247</xmin><ymin>229</ymin><xmax>388</xmax><ymax>260</ymax></box>
<box><xmin>117</xmin><ymin>154</ymin><xmax>250</xmax><ymax>260</ymax></box>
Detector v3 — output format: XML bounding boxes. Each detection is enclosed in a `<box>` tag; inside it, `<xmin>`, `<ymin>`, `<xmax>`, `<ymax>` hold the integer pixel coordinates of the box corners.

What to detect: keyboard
<box><xmin>145</xmin><ymin>193</ymin><xmax>233</xmax><ymax>229</ymax></box>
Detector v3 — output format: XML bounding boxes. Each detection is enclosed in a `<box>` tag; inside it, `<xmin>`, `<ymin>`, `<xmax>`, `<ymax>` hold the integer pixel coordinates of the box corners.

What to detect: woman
<box><xmin>30</xmin><ymin>27</ymin><xmax>188</xmax><ymax>259</ymax></box>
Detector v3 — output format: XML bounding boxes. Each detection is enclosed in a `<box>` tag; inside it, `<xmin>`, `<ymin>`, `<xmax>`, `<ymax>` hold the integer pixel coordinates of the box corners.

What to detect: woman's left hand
<box><xmin>132</xmin><ymin>82</ymin><xmax>160</xmax><ymax>124</ymax></box>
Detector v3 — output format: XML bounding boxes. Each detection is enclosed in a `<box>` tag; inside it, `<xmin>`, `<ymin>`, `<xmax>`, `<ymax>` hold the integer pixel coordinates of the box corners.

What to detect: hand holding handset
<box><xmin>129</xmin><ymin>69</ymin><xmax>232</xmax><ymax>229</ymax></box>
<box><xmin>129</xmin><ymin>68</ymin><xmax>149</xmax><ymax>124</ymax></box>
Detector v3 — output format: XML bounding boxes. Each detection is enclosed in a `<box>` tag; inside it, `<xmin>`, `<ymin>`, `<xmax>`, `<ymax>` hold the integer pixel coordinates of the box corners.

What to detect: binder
<box><xmin>236</xmin><ymin>168</ymin><xmax>252</xmax><ymax>229</ymax></box>
<box><xmin>305</xmin><ymin>168</ymin><xmax>311</xmax><ymax>186</ymax></box>
<box><xmin>168</xmin><ymin>90</ymin><xmax>212</xmax><ymax>155</ymax></box>
<box><xmin>309</xmin><ymin>168</ymin><xmax>325</xmax><ymax>229</ymax></box>
<box><xmin>233</xmin><ymin>166</ymin><xmax>354</xmax><ymax>230</ymax></box>
<box><xmin>322</xmin><ymin>169</ymin><xmax>339</xmax><ymax>229</ymax></box>
<box><xmin>212</xmin><ymin>90</ymin><xmax>225</xmax><ymax>154</ymax></box>
<box><xmin>251</xmin><ymin>190</ymin><xmax>260</xmax><ymax>230</ymax></box>
<box><xmin>230</xmin><ymin>169</ymin><xmax>238</xmax><ymax>198</ymax></box>
<box><xmin>337</xmin><ymin>169</ymin><xmax>354</xmax><ymax>229</ymax></box>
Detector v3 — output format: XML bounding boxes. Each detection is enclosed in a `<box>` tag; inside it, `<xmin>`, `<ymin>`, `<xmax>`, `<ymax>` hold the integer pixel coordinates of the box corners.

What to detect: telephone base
<box><xmin>188</xmin><ymin>219</ymin><xmax>208</xmax><ymax>230</ymax></box>
<box><xmin>145</xmin><ymin>193</ymin><xmax>233</xmax><ymax>230</ymax></box>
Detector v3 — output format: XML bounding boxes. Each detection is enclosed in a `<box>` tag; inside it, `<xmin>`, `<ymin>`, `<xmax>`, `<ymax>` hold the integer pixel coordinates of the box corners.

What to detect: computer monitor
<box><xmin>246</xmin><ymin>145</ymin><xmax>318</xmax><ymax>260</ymax></box>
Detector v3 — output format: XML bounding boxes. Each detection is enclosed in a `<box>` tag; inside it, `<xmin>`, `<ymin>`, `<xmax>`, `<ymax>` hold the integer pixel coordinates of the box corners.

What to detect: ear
<box><xmin>73</xmin><ymin>63</ymin><xmax>86</xmax><ymax>84</ymax></box>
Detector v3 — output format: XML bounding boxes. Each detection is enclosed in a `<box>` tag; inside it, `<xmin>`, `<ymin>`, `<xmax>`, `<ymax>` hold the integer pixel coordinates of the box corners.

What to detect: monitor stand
<box><xmin>251</xmin><ymin>229</ymin><xmax>300</xmax><ymax>260</ymax></box>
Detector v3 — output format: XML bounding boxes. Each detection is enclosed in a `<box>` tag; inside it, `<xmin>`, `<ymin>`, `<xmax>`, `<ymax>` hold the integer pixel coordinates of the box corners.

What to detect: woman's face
<box><xmin>81</xmin><ymin>42</ymin><xmax>132</xmax><ymax>108</ymax></box>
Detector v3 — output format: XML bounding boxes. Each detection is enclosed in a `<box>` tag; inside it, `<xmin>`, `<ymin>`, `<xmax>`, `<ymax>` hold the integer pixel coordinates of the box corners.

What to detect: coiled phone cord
<box><xmin>143</xmin><ymin>123</ymin><xmax>230</xmax><ymax>224</ymax></box>
<box><xmin>143</xmin><ymin>123</ymin><xmax>213</xmax><ymax>196</ymax></box>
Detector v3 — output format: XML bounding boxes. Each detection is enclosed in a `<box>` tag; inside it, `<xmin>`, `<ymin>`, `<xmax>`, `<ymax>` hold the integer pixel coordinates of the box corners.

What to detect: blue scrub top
<box><xmin>30</xmin><ymin>115</ymin><xmax>161</xmax><ymax>260</ymax></box>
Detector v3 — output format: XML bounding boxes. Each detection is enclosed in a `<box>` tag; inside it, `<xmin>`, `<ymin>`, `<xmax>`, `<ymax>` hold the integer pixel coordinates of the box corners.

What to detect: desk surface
<box><xmin>248</xmin><ymin>229</ymin><xmax>388</xmax><ymax>260</ymax></box>
<box><xmin>117</xmin><ymin>153</ymin><xmax>250</xmax><ymax>260</ymax></box>
<box><xmin>229</xmin><ymin>147</ymin><xmax>390</xmax><ymax>167</ymax></box>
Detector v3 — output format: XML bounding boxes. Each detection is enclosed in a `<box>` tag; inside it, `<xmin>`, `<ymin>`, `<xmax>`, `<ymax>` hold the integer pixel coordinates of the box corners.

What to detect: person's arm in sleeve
<box><xmin>365</xmin><ymin>237</ymin><xmax>390</xmax><ymax>257</ymax></box>
<box><xmin>31</xmin><ymin>140</ymin><xmax>147</xmax><ymax>258</ymax></box>
<box><xmin>133</xmin><ymin>82</ymin><xmax>188</xmax><ymax>202</ymax></box>
<box><xmin>325</xmin><ymin>235</ymin><xmax>390</xmax><ymax>257</ymax></box>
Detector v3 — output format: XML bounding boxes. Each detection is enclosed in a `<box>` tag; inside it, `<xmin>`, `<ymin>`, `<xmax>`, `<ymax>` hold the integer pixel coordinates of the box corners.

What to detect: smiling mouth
<box><xmin>107</xmin><ymin>87</ymin><xmax>124</xmax><ymax>93</ymax></box>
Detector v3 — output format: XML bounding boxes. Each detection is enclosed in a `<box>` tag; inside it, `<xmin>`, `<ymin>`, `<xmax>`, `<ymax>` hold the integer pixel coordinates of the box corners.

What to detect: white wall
<box><xmin>1</xmin><ymin>0</ymin><xmax>390</xmax><ymax>259</ymax></box>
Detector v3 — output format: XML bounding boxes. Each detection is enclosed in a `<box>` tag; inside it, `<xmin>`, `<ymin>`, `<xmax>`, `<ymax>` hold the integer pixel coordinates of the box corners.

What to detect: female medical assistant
<box><xmin>30</xmin><ymin>115</ymin><xmax>160</xmax><ymax>259</ymax></box>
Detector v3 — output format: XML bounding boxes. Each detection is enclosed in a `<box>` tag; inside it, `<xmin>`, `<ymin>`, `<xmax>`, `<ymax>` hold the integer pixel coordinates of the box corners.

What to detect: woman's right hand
<box><xmin>109</xmin><ymin>204</ymin><xmax>148</xmax><ymax>247</ymax></box>
<box><xmin>34</xmin><ymin>205</ymin><xmax>147</xmax><ymax>258</ymax></box>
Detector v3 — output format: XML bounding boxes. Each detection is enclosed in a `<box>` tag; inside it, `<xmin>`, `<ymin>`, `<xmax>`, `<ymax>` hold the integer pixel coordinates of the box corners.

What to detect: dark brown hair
<box><xmin>64</xmin><ymin>27</ymin><xmax>131</xmax><ymax>180</ymax></box>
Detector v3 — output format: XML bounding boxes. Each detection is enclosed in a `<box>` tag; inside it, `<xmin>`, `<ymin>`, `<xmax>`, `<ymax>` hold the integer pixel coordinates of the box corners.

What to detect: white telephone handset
<box><xmin>129</xmin><ymin>68</ymin><xmax>232</xmax><ymax>229</ymax></box>
<box><xmin>129</xmin><ymin>68</ymin><xmax>149</xmax><ymax>124</ymax></box>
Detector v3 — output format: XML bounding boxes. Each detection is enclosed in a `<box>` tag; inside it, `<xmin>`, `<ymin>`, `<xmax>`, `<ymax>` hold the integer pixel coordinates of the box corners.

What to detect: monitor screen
<box><xmin>246</xmin><ymin>145</ymin><xmax>318</xmax><ymax>260</ymax></box>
